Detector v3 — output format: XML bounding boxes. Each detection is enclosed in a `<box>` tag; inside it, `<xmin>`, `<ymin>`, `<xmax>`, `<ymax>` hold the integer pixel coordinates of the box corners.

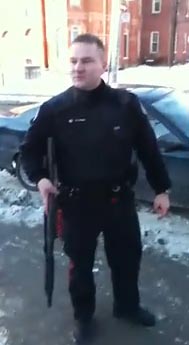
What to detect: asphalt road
<box><xmin>0</xmin><ymin>222</ymin><xmax>189</xmax><ymax>345</ymax></box>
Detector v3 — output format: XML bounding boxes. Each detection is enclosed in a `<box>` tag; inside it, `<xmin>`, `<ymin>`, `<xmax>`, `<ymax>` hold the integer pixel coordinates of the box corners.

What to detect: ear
<box><xmin>103</xmin><ymin>61</ymin><xmax>107</xmax><ymax>71</ymax></box>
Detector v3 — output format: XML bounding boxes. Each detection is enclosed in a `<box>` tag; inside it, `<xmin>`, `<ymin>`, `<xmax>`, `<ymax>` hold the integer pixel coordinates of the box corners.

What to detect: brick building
<box><xmin>1</xmin><ymin>0</ymin><xmax>188</xmax><ymax>80</ymax></box>
<box><xmin>140</xmin><ymin>0</ymin><xmax>189</xmax><ymax>65</ymax></box>
<box><xmin>120</xmin><ymin>0</ymin><xmax>142</xmax><ymax>66</ymax></box>
<box><xmin>67</xmin><ymin>0</ymin><xmax>189</xmax><ymax>67</ymax></box>
<box><xmin>67</xmin><ymin>0</ymin><xmax>142</xmax><ymax>68</ymax></box>
<box><xmin>176</xmin><ymin>0</ymin><xmax>189</xmax><ymax>63</ymax></box>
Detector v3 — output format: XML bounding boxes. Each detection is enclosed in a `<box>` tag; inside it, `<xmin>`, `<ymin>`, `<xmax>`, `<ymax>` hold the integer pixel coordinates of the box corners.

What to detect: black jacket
<box><xmin>20</xmin><ymin>80</ymin><xmax>171</xmax><ymax>194</ymax></box>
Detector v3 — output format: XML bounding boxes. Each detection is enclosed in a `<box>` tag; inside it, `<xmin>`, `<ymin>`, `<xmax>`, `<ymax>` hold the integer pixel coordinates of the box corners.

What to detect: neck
<box><xmin>73</xmin><ymin>79</ymin><xmax>107</xmax><ymax>102</ymax></box>
<box><xmin>83</xmin><ymin>80</ymin><xmax>102</xmax><ymax>91</ymax></box>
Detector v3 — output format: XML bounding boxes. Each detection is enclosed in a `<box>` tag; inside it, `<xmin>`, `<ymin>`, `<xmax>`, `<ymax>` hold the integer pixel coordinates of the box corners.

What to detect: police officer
<box><xmin>21</xmin><ymin>34</ymin><xmax>171</xmax><ymax>344</ymax></box>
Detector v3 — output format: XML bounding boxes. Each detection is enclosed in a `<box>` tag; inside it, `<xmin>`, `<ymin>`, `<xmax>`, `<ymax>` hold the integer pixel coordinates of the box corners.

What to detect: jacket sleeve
<box><xmin>20</xmin><ymin>101</ymin><xmax>53</xmax><ymax>184</ymax></box>
<box><xmin>130</xmin><ymin>93</ymin><xmax>171</xmax><ymax>194</ymax></box>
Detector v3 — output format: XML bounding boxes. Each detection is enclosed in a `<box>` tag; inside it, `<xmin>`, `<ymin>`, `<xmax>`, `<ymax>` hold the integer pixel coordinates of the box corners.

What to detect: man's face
<box><xmin>70</xmin><ymin>42</ymin><xmax>106</xmax><ymax>90</ymax></box>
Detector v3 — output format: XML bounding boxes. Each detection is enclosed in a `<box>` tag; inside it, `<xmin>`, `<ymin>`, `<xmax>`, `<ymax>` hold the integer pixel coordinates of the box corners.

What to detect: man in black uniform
<box><xmin>21</xmin><ymin>34</ymin><xmax>171</xmax><ymax>344</ymax></box>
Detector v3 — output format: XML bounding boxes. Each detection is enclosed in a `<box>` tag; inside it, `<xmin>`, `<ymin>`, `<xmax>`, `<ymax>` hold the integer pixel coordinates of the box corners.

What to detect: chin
<box><xmin>74</xmin><ymin>81</ymin><xmax>88</xmax><ymax>89</ymax></box>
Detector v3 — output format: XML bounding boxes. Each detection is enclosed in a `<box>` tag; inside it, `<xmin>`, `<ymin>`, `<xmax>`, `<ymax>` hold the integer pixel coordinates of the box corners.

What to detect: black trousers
<box><xmin>62</xmin><ymin>189</ymin><xmax>142</xmax><ymax>321</ymax></box>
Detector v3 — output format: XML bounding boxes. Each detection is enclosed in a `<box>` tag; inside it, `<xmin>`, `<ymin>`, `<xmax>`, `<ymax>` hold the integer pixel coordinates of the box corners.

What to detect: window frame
<box><xmin>152</xmin><ymin>0</ymin><xmax>161</xmax><ymax>14</ymax></box>
<box><xmin>183</xmin><ymin>33</ymin><xmax>187</xmax><ymax>53</ymax></box>
<box><xmin>150</xmin><ymin>31</ymin><xmax>160</xmax><ymax>53</ymax></box>
<box><xmin>174</xmin><ymin>33</ymin><xmax>178</xmax><ymax>53</ymax></box>
<box><xmin>123</xmin><ymin>32</ymin><xmax>129</xmax><ymax>59</ymax></box>
<box><xmin>70</xmin><ymin>25</ymin><xmax>81</xmax><ymax>42</ymax></box>
<box><xmin>70</xmin><ymin>0</ymin><xmax>81</xmax><ymax>7</ymax></box>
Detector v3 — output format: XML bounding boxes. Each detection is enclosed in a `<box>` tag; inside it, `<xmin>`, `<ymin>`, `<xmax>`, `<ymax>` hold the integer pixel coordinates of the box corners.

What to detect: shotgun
<box><xmin>44</xmin><ymin>137</ymin><xmax>63</xmax><ymax>307</ymax></box>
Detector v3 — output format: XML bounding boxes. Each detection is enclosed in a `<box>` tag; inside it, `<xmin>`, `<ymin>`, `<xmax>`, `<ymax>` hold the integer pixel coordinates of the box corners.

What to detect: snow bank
<box><xmin>0</xmin><ymin>170</ymin><xmax>43</xmax><ymax>228</ymax></box>
<box><xmin>139</xmin><ymin>206</ymin><xmax>189</xmax><ymax>260</ymax></box>
<box><xmin>0</xmin><ymin>170</ymin><xmax>189</xmax><ymax>263</ymax></box>
<box><xmin>0</xmin><ymin>327</ymin><xmax>9</xmax><ymax>345</ymax></box>
<box><xmin>103</xmin><ymin>63</ymin><xmax>189</xmax><ymax>91</ymax></box>
<box><xmin>1</xmin><ymin>64</ymin><xmax>189</xmax><ymax>101</ymax></box>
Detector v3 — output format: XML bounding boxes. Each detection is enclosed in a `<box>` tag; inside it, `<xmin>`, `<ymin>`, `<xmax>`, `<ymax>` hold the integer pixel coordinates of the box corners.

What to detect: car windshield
<box><xmin>152</xmin><ymin>90</ymin><xmax>189</xmax><ymax>139</ymax></box>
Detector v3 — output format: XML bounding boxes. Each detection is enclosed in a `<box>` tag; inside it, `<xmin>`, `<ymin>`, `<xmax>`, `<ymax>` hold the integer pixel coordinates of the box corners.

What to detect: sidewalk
<box><xmin>0</xmin><ymin>221</ymin><xmax>189</xmax><ymax>345</ymax></box>
<box><xmin>0</xmin><ymin>64</ymin><xmax>189</xmax><ymax>105</ymax></box>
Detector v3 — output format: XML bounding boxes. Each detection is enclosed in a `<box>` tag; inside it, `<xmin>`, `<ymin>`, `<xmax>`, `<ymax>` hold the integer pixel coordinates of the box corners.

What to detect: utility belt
<box><xmin>58</xmin><ymin>181</ymin><xmax>132</xmax><ymax>203</ymax></box>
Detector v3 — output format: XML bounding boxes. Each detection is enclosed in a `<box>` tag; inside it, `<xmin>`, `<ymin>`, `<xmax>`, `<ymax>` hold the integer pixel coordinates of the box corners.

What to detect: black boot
<box><xmin>73</xmin><ymin>319</ymin><xmax>97</xmax><ymax>344</ymax></box>
<box><xmin>113</xmin><ymin>306</ymin><xmax>156</xmax><ymax>327</ymax></box>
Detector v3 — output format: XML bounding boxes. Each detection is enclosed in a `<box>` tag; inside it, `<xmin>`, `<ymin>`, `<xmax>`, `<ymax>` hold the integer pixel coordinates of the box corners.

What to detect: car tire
<box><xmin>16</xmin><ymin>154</ymin><xmax>38</xmax><ymax>192</ymax></box>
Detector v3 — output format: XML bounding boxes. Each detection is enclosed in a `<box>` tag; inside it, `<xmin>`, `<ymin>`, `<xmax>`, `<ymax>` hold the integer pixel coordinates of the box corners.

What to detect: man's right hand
<box><xmin>37</xmin><ymin>178</ymin><xmax>57</xmax><ymax>214</ymax></box>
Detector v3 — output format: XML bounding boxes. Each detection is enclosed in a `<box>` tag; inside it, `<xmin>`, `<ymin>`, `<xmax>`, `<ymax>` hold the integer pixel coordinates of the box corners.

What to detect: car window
<box><xmin>149</xmin><ymin>119</ymin><xmax>170</xmax><ymax>139</ymax></box>
<box><xmin>152</xmin><ymin>91</ymin><xmax>189</xmax><ymax>138</ymax></box>
<box><xmin>149</xmin><ymin>118</ymin><xmax>186</xmax><ymax>153</ymax></box>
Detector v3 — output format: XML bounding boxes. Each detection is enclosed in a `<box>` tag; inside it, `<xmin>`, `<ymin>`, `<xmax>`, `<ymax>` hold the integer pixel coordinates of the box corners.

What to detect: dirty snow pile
<box><xmin>138</xmin><ymin>206</ymin><xmax>189</xmax><ymax>261</ymax></box>
<box><xmin>1</xmin><ymin>170</ymin><xmax>189</xmax><ymax>263</ymax></box>
<box><xmin>0</xmin><ymin>170</ymin><xmax>43</xmax><ymax>228</ymax></box>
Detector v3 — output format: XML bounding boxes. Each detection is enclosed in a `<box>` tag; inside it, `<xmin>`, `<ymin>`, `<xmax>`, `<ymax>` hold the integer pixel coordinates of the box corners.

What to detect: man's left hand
<box><xmin>153</xmin><ymin>193</ymin><xmax>170</xmax><ymax>218</ymax></box>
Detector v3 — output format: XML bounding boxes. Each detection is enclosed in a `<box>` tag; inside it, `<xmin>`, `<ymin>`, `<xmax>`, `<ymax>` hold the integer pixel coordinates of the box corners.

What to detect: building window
<box><xmin>70</xmin><ymin>26</ymin><xmax>80</xmax><ymax>42</ymax></box>
<box><xmin>150</xmin><ymin>32</ymin><xmax>159</xmax><ymax>53</ymax></box>
<box><xmin>25</xmin><ymin>28</ymin><xmax>31</xmax><ymax>36</ymax></box>
<box><xmin>186</xmin><ymin>0</ymin><xmax>189</xmax><ymax>17</ymax></box>
<box><xmin>152</xmin><ymin>0</ymin><xmax>161</xmax><ymax>13</ymax></box>
<box><xmin>2</xmin><ymin>31</ymin><xmax>8</xmax><ymax>38</ymax></box>
<box><xmin>174</xmin><ymin>33</ymin><xmax>178</xmax><ymax>53</ymax></box>
<box><xmin>56</xmin><ymin>28</ymin><xmax>61</xmax><ymax>59</ymax></box>
<box><xmin>183</xmin><ymin>33</ymin><xmax>187</xmax><ymax>53</ymax></box>
<box><xmin>123</xmin><ymin>33</ymin><xmax>129</xmax><ymax>58</ymax></box>
<box><xmin>70</xmin><ymin>0</ymin><xmax>81</xmax><ymax>6</ymax></box>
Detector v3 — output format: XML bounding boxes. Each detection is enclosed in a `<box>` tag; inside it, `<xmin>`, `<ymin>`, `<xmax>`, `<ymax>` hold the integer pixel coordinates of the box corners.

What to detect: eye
<box><xmin>70</xmin><ymin>59</ymin><xmax>77</xmax><ymax>64</ymax></box>
<box><xmin>82</xmin><ymin>58</ymin><xmax>93</xmax><ymax>64</ymax></box>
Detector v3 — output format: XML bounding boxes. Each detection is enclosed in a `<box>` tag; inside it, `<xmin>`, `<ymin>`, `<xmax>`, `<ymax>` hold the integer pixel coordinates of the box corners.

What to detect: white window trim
<box><xmin>186</xmin><ymin>0</ymin><xmax>189</xmax><ymax>17</ymax></box>
<box><xmin>152</xmin><ymin>0</ymin><xmax>161</xmax><ymax>14</ymax></box>
<box><xmin>70</xmin><ymin>25</ymin><xmax>81</xmax><ymax>42</ymax></box>
<box><xmin>174</xmin><ymin>33</ymin><xmax>178</xmax><ymax>53</ymax></box>
<box><xmin>150</xmin><ymin>31</ymin><xmax>159</xmax><ymax>53</ymax></box>
<box><xmin>183</xmin><ymin>33</ymin><xmax>187</xmax><ymax>53</ymax></box>
<box><xmin>123</xmin><ymin>32</ymin><xmax>129</xmax><ymax>59</ymax></box>
<box><xmin>70</xmin><ymin>0</ymin><xmax>81</xmax><ymax>7</ymax></box>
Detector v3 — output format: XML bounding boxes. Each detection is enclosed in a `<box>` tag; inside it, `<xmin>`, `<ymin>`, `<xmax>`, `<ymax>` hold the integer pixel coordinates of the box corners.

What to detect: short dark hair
<box><xmin>72</xmin><ymin>33</ymin><xmax>105</xmax><ymax>51</ymax></box>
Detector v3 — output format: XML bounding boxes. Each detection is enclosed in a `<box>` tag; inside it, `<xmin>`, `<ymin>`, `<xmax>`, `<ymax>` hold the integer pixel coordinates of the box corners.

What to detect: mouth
<box><xmin>74</xmin><ymin>75</ymin><xmax>85</xmax><ymax>81</ymax></box>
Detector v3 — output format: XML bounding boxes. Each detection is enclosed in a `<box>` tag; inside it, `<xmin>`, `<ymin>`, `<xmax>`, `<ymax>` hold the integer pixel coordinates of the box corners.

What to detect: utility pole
<box><xmin>107</xmin><ymin>0</ymin><xmax>129</xmax><ymax>85</ymax></box>
<box><xmin>41</xmin><ymin>0</ymin><xmax>49</xmax><ymax>69</ymax></box>
<box><xmin>107</xmin><ymin>0</ymin><xmax>122</xmax><ymax>85</ymax></box>
<box><xmin>168</xmin><ymin>0</ymin><xmax>179</xmax><ymax>67</ymax></box>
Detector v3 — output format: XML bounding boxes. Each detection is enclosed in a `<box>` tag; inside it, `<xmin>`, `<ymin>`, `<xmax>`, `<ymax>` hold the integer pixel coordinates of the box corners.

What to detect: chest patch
<box><xmin>68</xmin><ymin>117</ymin><xmax>86</xmax><ymax>124</ymax></box>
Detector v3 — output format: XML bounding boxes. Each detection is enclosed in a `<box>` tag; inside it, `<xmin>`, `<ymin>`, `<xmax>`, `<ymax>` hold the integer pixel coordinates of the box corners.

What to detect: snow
<box><xmin>0</xmin><ymin>327</ymin><xmax>9</xmax><ymax>345</ymax></box>
<box><xmin>1</xmin><ymin>170</ymin><xmax>189</xmax><ymax>265</ymax></box>
<box><xmin>107</xmin><ymin>63</ymin><xmax>189</xmax><ymax>91</ymax></box>
<box><xmin>0</xmin><ymin>64</ymin><xmax>189</xmax><ymax>103</ymax></box>
<box><xmin>139</xmin><ymin>207</ymin><xmax>189</xmax><ymax>260</ymax></box>
<box><xmin>0</xmin><ymin>170</ymin><xmax>43</xmax><ymax>228</ymax></box>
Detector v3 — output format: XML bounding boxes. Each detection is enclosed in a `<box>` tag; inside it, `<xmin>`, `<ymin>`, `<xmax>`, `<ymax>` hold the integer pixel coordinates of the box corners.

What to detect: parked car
<box><xmin>0</xmin><ymin>86</ymin><xmax>189</xmax><ymax>207</ymax></box>
<box><xmin>127</xmin><ymin>85</ymin><xmax>189</xmax><ymax>208</ymax></box>
<box><xmin>0</xmin><ymin>105</ymin><xmax>40</xmax><ymax>191</ymax></box>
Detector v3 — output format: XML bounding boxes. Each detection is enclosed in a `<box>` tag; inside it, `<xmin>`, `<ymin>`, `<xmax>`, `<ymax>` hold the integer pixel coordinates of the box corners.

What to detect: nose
<box><xmin>74</xmin><ymin>61</ymin><xmax>84</xmax><ymax>72</ymax></box>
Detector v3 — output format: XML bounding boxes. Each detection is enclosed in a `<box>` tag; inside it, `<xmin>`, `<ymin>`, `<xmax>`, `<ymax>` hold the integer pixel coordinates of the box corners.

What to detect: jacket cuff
<box><xmin>31</xmin><ymin>169</ymin><xmax>49</xmax><ymax>185</ymax></box>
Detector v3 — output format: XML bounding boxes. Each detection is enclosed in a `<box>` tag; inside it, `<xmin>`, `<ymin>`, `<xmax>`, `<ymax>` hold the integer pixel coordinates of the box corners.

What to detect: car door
<box><xmin>135</xmin><ymin>117</ymin><xmax>189</xmax><ymax>207</ymax></box>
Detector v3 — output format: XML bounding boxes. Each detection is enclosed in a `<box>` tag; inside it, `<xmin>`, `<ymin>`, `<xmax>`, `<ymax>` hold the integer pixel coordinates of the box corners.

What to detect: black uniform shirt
<box><xmin>20</xmin><ymin>80</ymin><xmax>171</xmax><ymax>194</ymax></box>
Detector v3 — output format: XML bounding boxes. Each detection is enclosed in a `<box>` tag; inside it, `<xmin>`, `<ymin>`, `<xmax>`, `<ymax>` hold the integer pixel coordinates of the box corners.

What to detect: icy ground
<box><xmin>0</xmin><ymin>170</ymin><xmax>189</xmax><ymax>265</ymax></box>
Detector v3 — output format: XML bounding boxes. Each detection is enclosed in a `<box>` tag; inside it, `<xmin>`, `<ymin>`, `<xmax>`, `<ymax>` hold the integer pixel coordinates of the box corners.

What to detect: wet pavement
<box><xmin>0</xmin><ymin>222</ymin><xmax>189</xmax><ymax>345</ymax></box>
